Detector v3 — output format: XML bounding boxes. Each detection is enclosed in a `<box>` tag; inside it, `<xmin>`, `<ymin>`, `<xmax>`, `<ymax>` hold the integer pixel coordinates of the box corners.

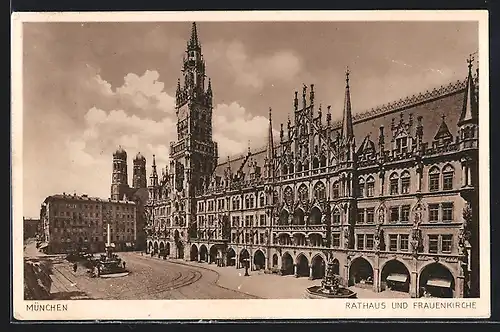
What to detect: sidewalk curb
<box><xmin>132</xmin><ymin>253</ymin><xmax>262</xmax><ymax>299</ymax></box>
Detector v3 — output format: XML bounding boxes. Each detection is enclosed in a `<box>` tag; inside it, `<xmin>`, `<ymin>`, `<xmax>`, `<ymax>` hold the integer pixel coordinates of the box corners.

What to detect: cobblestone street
<box><xmin>130</xmin><ymin>253</ymin><xmax>410</xmax><ymax>299</ymax></box>
<box><xmin>47</xmin><ymin>253</ymin><xmax>256</xmax><ymax>300</ymax></box>
<box><xmin>25</xmin><ymin>241</ymin><xmax>409</xmax><ymax>300</ymax></box>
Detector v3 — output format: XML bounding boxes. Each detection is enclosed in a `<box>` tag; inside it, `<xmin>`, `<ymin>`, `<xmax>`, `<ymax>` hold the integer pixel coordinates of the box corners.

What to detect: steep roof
<box><xmin>433</xmin><ymin>116</ymin><xmax>453</xmax><ymax>140</ymax></box>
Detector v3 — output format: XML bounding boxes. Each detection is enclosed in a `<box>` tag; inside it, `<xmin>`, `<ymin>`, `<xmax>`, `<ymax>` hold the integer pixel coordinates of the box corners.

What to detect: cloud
<box><xmin>206</xmin><ymin>41</ymin><xmax>303</xmax><ymax>89</ymax></box>
<box><xmin>24</xmin><ymin>65</ymin><xmax>279</xmax><ymax>217</ymax></box>
<box><xmin>116</xmin><ymin>70</ymin><xmax>176</xmax><ymax>112</ymax></box>
<box><xmin>213</xmin><ymin>102</ymin><xmax>279</xmax><ymax>158</ymax></box>
<box><xmin>68</xmin><ymin>74</ymin><xmax>278</xmax><ymax>175</ymax></box>
<box><xmin>89</xmin><ymin>70</ymin><xmax>177</xmax><ymax>117</ymax></box>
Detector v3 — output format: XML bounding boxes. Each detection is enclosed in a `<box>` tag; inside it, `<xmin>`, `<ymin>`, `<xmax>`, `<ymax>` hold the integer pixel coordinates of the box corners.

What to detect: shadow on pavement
<box><xmin>51</xmin><ymin>290</ymin><xmax>93</xmax><ymax>300</ymax></box>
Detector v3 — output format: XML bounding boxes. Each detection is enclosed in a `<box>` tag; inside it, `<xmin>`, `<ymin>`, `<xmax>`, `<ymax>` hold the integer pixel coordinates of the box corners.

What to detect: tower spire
<box><xmin>190</xmin><ymin>22</ymin><xmax>199</xmax><ymax>48</ymax></box>
<box><xmin>207</xmin><ymin>77</ymin><xmax>212</xmax><ymax>96</ymax></box>
<box><xmin>459</xmin><ymin>54</ymin><xmax>478</xmax><ymax>125</ymax></box>
<box><xmin>341</xmin><ymin>66</ymin><xmax>354</xmax><ymax>142</ymax></box>
<box><xmin>266</xmin><ymin>107</ymin><xmax>274</xmax><ymax>162</ymax></box>
<box><xmin>266</xmin><ymin>108</ymin><xmax>275</xmax><ymax>179</ymax></box>
<box><xmin>150</xmin><ymin>154</ymin><xmax>158</xmax><ymax>187</ymax></box>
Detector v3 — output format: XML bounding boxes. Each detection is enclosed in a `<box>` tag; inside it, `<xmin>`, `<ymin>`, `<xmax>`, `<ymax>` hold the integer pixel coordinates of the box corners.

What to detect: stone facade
<box><xmin>40</xmin><ymin>193</ymin><xmax>138</xmax><ymax>254</ymax></box>
<box><xmin>23</xmin><ymin>217</ymin><xmax>40</xmax><ymax>240</ymax></box>
<box><xmin>144</xmin><ymin>23</ymin><xmax>480</xmax><ymax>298</ymax></box>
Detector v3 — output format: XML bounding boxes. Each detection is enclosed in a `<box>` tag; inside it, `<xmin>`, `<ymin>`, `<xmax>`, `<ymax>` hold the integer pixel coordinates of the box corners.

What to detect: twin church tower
<box><xmin>110</xmin><ymin>147</ymin><xmax>147</xmax><ymax>201</ymax></box>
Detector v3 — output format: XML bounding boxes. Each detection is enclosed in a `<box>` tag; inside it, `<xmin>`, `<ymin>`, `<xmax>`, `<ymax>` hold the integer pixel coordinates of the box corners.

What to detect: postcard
<box><xmin>11</xmin><ymin>10</ymin><xmax>490</xmax><ymax>320</ymax></box>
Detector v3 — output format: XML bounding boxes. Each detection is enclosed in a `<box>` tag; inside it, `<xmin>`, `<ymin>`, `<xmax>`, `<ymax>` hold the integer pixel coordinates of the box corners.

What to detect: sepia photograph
<box><xmin>12</xmin><ymin>11</ymin><xmax>490</xmax><ymax>320</ymax></box>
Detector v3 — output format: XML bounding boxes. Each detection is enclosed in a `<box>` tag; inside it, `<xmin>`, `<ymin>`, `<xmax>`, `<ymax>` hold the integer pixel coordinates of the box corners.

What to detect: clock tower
<box><xmin>170</xmin><ymin>22</ymin><xmax>218</xmax><ymax>257</ymax></box>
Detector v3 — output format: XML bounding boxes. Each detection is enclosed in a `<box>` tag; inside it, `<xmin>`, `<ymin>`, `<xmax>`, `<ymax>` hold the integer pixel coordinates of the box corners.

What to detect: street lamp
<box><xmin>244</xmin><ymin>258</ymin><xmax>250</xmax><ymax>276</ymax></box>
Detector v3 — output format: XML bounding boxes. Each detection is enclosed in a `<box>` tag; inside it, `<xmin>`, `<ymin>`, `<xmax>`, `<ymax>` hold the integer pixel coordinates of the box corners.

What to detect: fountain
<box><xmin>92</xmin><ymin>224</ymin><xmax>129</xmax><ymax>278</ymax></box>
<box><xmin>305</xmin><ymin>257</ymin><xmax>357</xmax><ymax>299</ymax></box>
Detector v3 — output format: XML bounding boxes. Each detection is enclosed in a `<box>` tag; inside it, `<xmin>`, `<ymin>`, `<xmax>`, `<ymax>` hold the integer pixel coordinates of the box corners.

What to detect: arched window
<box><xmin>332</xmin><ymin>208</ymin><xmax>341</xmax><ymax>224</ymax></box>
<box><xmin>313</xmin><ymin>181</ymin><xmax>326</xmax><ymax>201</ymax></box>
<box><xmin>332</xmin><ymin>181</ymin><xmax>340</xmax><ymax>199</ymax></box>
<box><xmin>245</xmin><ymin>196</ymin><xmax>250</xmax><ymax>209</ymax></box>
<box><xmin>289</xmin><ymin>163</ymin><xmax>294</xmax><ymax>174</ymax></box>
<box><xmin>366</xmin><ymin>176</ymin><xmax>375</xmax><ymax>197</ymax></box>
<box><xmin>389</xmin><ymin>172</ymin><xmax>399</xmax><ymax>195</ymax></box>
<box><xmin>313</xmin><ymin>157</ymin><xmax>320</xmax><ymax>169</ymax></box>
<box><xmin>309</xmin><ymin>207</ymin><xmax>322</xmax><ymax>225</ymax></box>
<box><xmin>303</xmin><ymin>159</ymin><xmax>309</xmax><ymax>172</ymax></box>
<box><xmin>298</xmin><ymin>184</ymin><xmax>309</xmax><ymax>203</ymax></box>
<box><xmin>280</xmin><ymin>209</ymin><xmax>289</xmax><ymax>225</ymax></box>
<box><xmin>284</xmin><ymin>186</ymin><xmax>294</xmax><ymax>206</ymax></box>
<box><xmin>429</xmin><ymin>166</ymin><xmax>440</xmax><ymax>192</ymax></box>
<box><xmin>358</xmin><ymin>177</ymin><xmax>365</xmax><ymax>198</ymax></box>
<box><xmin>294</xmin><ymin>208</ymin><xmax>305</xmax><ymax>225</ymax></box>
<box><xmin>259</xmin><ymin>194</ymin><xmax>265</xmax><ymax>207</ymax></box>
<box><xmin>296</xmin><ymin>161</ymin><xmax>303</xmax><ymax>174</ymax></box>
<box><xmin>442</xmin><ymin>164</ymin><xmax>454</xmax><ymax>190</ymax></box>
<box><xmin>320</xmin><ymin>155</ymin><xmax>327</xmax><ymax>170</ymax></box>
<box><xmin>282</xmin><ymin>164</ymin><xmax>288</xmax><ymax>175</ymax></box>
<box><xmin>401</xmin><ymin>171</ymin><xmax>411</xmax><ymax>194</ymax></box>
<box><xmin>250</xmin><ymin>195</ymin><xmax>255</xmax><ymax>209</ymax></box>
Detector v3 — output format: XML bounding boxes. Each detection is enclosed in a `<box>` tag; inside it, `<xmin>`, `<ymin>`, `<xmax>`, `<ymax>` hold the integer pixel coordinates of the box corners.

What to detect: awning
<box><xmin>386</xmin><ymin>273</ymin><xmax>408</xmax><ymax>283</ymax></box>
<box><xmin>427</xmin><ymin>278</ymin><xmax>452</xmax><ymax>288</ymax></box>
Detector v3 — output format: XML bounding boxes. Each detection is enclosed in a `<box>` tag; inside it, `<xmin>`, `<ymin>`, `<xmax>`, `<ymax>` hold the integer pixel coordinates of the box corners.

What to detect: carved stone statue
<box><xmin>343</xmin><ymin>226</ymin><xmax>351</xmax><ymax>248</ymax></box>
<box><xmin>374</xmin><ymin>224</ymin><xmax>381</xmax><ymax>251</ymax></box>
<box><xmin>410</xmin><ymin>228</ymin><xmax>422</xmax><ymax>256</ymax></box>
<box><xmin>458</xmin><ymin>203</ymin><xmax>472</xmax><ymax>257</ymax></box>
<box><xmin>413</xmin><ymin>203</ymin><xmax>423</xmax><ymax>227</ymax></box>
<box><xmin>377</xmin><ymin>206</ymin><xmax>385</xmax><ymax>225</ymax></box>
<box><xmin>458</xmin><ymin>226</ymin><xmax>468</xmax><ymax>256</ymax></box>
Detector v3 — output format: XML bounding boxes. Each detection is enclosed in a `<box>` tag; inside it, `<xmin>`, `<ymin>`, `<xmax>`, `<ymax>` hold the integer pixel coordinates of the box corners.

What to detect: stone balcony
<box><xmin>273</xmin><ymin>224</ymin><xmax>327</xmax><ymax>233</ymax></box>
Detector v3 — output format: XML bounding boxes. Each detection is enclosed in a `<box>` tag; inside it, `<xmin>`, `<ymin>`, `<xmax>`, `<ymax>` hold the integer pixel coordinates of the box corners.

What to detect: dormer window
<box><xmin>396</xmin><ymin>137</ymin><xmax>408</xmax><ymax>154</ymax></box>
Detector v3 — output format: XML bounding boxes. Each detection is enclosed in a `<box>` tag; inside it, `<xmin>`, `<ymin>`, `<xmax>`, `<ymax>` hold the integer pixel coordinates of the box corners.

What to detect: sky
<box><xmin>22</xmin><ymin>21</ymin><xmax>478</xmax><ymax>218</ymax></box>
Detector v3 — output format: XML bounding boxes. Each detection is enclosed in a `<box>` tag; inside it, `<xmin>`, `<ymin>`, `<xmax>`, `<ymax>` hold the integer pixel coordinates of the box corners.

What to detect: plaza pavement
<box><xmin>128</xmin><ymin>253</ymin><xmax>410</xmax><ymax>299</ymax></box>
<box><xmin>23</xmin><ymin>241</ymin><xmax>409</xmax><ymax>300</ymax></box>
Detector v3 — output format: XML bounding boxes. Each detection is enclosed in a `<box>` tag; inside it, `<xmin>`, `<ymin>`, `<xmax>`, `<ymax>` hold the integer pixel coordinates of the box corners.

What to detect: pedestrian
<box><xmin>123</xmin><ymin>261</ymin><xmax>126</xmax><ymax>269</ymax></box>
<box><xmin>73</xmin><ymin>263</ymin><xmax>78</xmax><ymax>273</ymax></box>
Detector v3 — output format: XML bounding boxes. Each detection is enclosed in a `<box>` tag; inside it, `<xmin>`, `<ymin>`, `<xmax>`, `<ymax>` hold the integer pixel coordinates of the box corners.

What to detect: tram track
<box><xmin>130</xmin><ymin>254</ymin><xmax>258</xmax><ymax>299</ymax></box>
<box><xmin>102</xmin><ymin>256</ymin><xmax>204</xmax><ymax>299</ymax></box>
<box><xmin>112</xmin><ymin>271</ymin><xmax>183</xmax><ymax>299</ymax></box>
<box><xmin>114</xmin><ymin>269</ymin><xmax>203</xmax><ymax>299</ymax></box>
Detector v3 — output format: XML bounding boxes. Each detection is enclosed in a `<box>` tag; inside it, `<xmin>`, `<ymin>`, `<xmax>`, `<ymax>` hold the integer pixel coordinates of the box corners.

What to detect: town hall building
<box><xmin>115</xmin><ymin>23</ymin><xmax>480</xmax><ymax>298</ymax></box>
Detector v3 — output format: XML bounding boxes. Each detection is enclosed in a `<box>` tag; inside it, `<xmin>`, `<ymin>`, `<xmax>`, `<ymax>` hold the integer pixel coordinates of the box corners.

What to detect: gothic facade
<box><xmin>143</xmin><ymin>23</ymin><xmax>480</xmax><ymax>298</ymax></box>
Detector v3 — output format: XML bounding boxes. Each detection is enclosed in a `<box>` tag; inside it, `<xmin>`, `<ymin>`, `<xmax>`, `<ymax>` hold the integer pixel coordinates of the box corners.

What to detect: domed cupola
<box><xmin>113</xmin><ymin>145</ymin><xmax>127</xmax><ymax>159</ymax></box>
<box><xmin>134</xmin><ymin>151</ymin><xmax>146</xmax><ymax>162</ymax></box>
